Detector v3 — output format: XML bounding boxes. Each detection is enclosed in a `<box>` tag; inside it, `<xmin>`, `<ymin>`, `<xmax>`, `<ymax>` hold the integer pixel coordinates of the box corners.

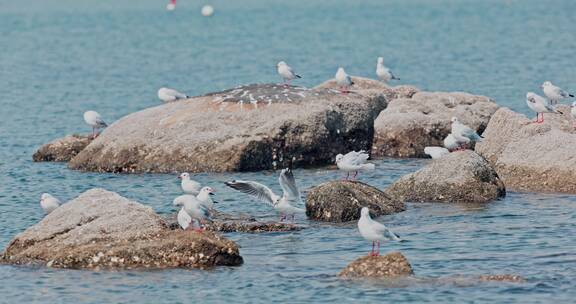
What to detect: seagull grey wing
<box><xmin>279</xmin><ymin>169</ymin><xmax>301</xmax><ymax>199</ymax></box>
<box><xmin>225</xmin><ymin>180</ymin><xmax>276</xmax><ymax>206</ymax></box>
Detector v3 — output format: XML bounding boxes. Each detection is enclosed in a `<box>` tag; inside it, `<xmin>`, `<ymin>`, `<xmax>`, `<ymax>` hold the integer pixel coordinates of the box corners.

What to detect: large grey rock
<box><xmin>475</xmin><ymin>106</ymin><xmax>576</xmax><ymax>193</ymax></box>
<box><xmin>1</xmin><ymin>189</ymin><xmax>242</xmax><ymax>269</ymax></box>
<box><xmin>339</xmin><ymin>252</ymin><xmax>414</xmax><ymax>279</ymax></box>
<box><xmin>372</xmin><ymin>92</ymin><xmax>499</xmax><ymax>158</ymax></box>
<box><xmin>33</xmin><ymin>134</ymin><xmax>93</xmax><ymax>162</ymax></box>
<box><xmin>385</xmin><ymin>150</ymin><xmax>505</xmax><ymax>203</ymax></box>
<box><xmin>306</xmin><ymin>181</ymin><xmax>405</xmax><ymax>222</ymax></box>
<box><xmin>68</xmin><ymin>83</ymin><xmax>391</xmax><ymax>173</ymax></box>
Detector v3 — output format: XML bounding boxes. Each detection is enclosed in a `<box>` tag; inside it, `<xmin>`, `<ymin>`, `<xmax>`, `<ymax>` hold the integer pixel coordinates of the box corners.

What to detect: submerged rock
<box><xmin>306</xmin><ymin>181</ymin><xmax>405</xmax><ymax>223</ymax></box>
<box><xmin>68</xmin><ymin>83</ymin><xmax>389</xmax><ymax>173</ymax></box>
<box><xmin>339</xmin><ymin>252</ymin><xmax>414</xmax><ymax>279</ymax></box>
<box><xmin>33</xmin><ymin>134</ymin><xmax>93</xmax><ymax>162</ymax></box>
<box><xmin>478</xmin><ymin>274</ymin><xmax>524</xmax><ymax>282</ymax></box>
<box><xmin>475</xmin><ymin>107</ymin><xmax>576</xmax><ymax>193</ymax></box>
<box><xmin>372</xmin><ymin>92</ymin><xmax>499</xmax><ymax>158</ymax></box>
<box><xmin>385</xmin><ymin>150</ymin><xmax>505</xmax><ymax>203</ymax></box>
<box><xmin>164</xmin><ymin>212</ymin><xmax>303</xmax><ymax>233</ymax></box>
<box><xmin>1</xmin><ymin>189</ymin><xmax>242</xmax><ymax>269</ymax></box>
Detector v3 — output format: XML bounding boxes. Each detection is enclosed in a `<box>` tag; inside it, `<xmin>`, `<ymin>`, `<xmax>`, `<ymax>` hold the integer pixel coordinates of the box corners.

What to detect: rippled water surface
<box><xmin>1</xmin><ymin>0</ymin><xmax>575</xmax><ymax>303</ymax></box>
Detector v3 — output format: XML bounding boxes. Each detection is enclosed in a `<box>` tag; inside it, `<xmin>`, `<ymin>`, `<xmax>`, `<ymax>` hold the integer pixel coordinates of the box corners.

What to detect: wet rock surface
<box><xmin>339</xmin><ymin>252</ymin><xmax>414</xmax><ymax>279</ymax></box>
<box><xmin>1</xmin><ymin>189</ymin><xmax>242</xmax><ymax>269</ymax></box>
<box><xmin>306</xmin><ymin>180</ymin><xmax>405</xmax><ymax>223</ymax></box>
<box><xmin>33</xmin><ymin>134</ymin><xmax>93</xmax><ymax>162</ymax></box>
<box><xmin>164</xmin><ymin>212</ymin><xmax>303</xmax><ymax>233</ymax></box>
<box><xmin>68</xmin><ymin>83</ymin><xmax>391</xmax><ymax>173</ymax></box>
<box><xmin>475</xmin><ymin>107</ymin><xmax>576</xmax><ymax>193</ymax></box>
<box><xmin>372</xmin><ymin>92</ymin><xmax>499</xmax><ymax>158</ymax></box>
<box><xmin>385</xmin><ymin>150</ymin><xmax>505</xmax><ymax>203</ymax></box>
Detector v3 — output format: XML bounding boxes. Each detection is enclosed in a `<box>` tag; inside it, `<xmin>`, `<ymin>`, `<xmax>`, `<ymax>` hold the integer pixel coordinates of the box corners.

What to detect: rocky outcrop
<box><xmin>33</xmin><ymin>134</ymin><xmax>92</xmax><ymax>162</ymax></box>
<box><xmin>339</xmin><ymin>252</ymin><xmax>414</xmax><ymax>279</ymax></box>
<box><xmin>1</xmin><ymin>189</ymin><xmax>242</xmax><ymax>269</ymax></box>
<box><xmin>68</xmin><ymin>83</ymin><xmax>393</xmax><ymax>173</ymax></box>
<box><xmin>306</xmin><ymin>181</ymin><xmax>405</xmax><ymax>222</ymax></box>
<box><xmin>478</xmin><ymin>274</ymin><xmax>524</xmax><ymax>282</ymax></box>
<box><xmin>385</xmin><ymin>150</ymin><xmax>505</xmax><ymax>203</ymax></box>
<box><xmin>314</xmin><ymin>76</ymin><xmax>419</xmax><ymax>101</ymax></box>
<box><xmin>372</xmin><ymin>92</ymin><xmax>499</xmax><ymax>158</ymax></box>
<box><xmin>164</xmin><ymin>212</ymin><xmax>303</xmax><ymax>233</ymax></box>
<box><xmin>475</xmin><ymin>107</ymin><xmax>576</xmax><ymax>193</ymax></box>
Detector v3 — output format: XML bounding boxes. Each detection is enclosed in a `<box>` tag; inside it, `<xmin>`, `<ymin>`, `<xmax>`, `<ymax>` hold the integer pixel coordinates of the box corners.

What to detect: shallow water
<box><xmin>1</xmin><ymin>0</ymin><xmax>576</xmax><ymax>303</ymax></box>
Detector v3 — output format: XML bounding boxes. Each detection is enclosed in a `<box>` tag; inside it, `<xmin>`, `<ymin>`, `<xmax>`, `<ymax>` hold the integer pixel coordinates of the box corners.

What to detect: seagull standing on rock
<box><xmin>173</xmin><ymin>195</ymin><xmax>211</xmax><ymax>231</ymax></box>
<box><xmin>542</xmin><ymin>81</ymin><xmax>574</xmax><ymax>105</ymax></box>
<box><xmin>335</xmin><ymin>67</ymin><xmax>354</xmax><ymax>94</ymax></box>
<box><xmin>225</xmin><ymin>168</ymin><xmax>304</xmax><ymax>222</ymax></box>
<box><xmin>83</xmin><ymin>111</ymin><xmax>108</xmax><ymax>139</ymax></box>
<box><xmin>40</xmin><ymin>193</ymin><xmax>61</xmax><ymax>215</ymax></box>
<box><xmin>376</xmin><ymin>57</ymin><xmax>399</xmax><ymax>84</ymax></box>
<box><xmin>526</xmin><ymin>92</ymin><xmax>563</xmax><ymax>123</ymax></box>
<box><xmin>358</xmin><ymin>207</ymin><xmax>401</xmax><ymax>256</ymax></box>
<box><xmin>451</xmin><ymin>117</ymin><xmax>482</xmax><ymax>150</ymax></box>
<box><xmin>158</xmin><ymin>87</ymin><xmax>189</xmax><ymax>103</ymax></box>
<box><xmin>335</xmin><ymin>151</ymin><xmax>375</xmax><ymax>180</ymax></box>
<box><xmin>443</xmin><ymin>133</ymin><xmax>461</xmax><ymax>152</ymax></box>
<box><xmin>179</xmin><ymin>173</ymin><xmax>202</xmax><ymax>195</ymax></box>
<box><xmin>277</xmin><ymin>61</ymin><xmax>301</xmax><ymax>86</ymax></box>
<box><xmin>177</xmin><ymin>207</ymin><xmax>193</xmax><ymax>230</ymax></box>
<box><xmin>196</xmin><ymin>186</ymin><xmax>217</xmax><ymax>209</ymax></box>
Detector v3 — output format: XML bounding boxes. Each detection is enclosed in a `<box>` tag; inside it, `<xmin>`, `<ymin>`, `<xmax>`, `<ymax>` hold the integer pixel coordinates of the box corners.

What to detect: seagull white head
<box><xmin>377</xmin><ymin>57</ymin><xmax>384</xmax><ymax>64</ymax></box>
<box><xmin>335</xmin><ymin>154</ymin><xmax>344</xmax><ymax>163</ymax></box>
<box><xmin>178</xmin><ymin>172</ymin><xmax>190</xmax><ymax>180</ymax></box>
<box><xmin>451</xmin><ymin>117</ymin><xmax>459</xmax><ymax>123</ymax></box>
<box><xmin>526</xmin><ymin>92</ymin><xmax>537</xmax><ymax>103</ymax></box>
<box><xmin>200</xmin><ymin>186</ymin><xmax>216</xmax><ymax>195</ymax></box>
<box><xmin>360</xmin><ymin>207</ymin><xmax>370</xmax><ymax>217</ymax></box>
<box><xmin>40</xmin><ymin>193</ymin><xmax>51</xmax><ymax>202</ymax></box>
<box><xmin>277</xmin><ymin>61</ymin><xmax>287</xmax><ymax>67</ymax></box>
<box><xmin>542</xmin><ymin>81</ymin><xmax>552</xmax><ymax>89</ymax></box>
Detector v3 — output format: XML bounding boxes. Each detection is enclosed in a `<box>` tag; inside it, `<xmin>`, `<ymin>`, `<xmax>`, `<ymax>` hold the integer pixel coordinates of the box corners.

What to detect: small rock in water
<box><xmin>339</xmin><ymin>252</ymin><xmax>414</xmax><ymax>279</ymax></box>
<box><xmin>201</xmin><ymin>5</ymin><xmax>214</xmax><ymax>17</ymax></box>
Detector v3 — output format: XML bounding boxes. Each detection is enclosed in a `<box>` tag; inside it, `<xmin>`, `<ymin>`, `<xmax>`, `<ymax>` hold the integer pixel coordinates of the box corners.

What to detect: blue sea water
<box><xmin>1</xmin><ymin>0</ymin><xmax>576</xmax><ymax>303</ymax></box>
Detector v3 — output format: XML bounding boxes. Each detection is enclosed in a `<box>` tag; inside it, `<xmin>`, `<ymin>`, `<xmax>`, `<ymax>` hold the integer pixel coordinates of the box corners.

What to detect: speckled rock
<box><xmin>1</xmin><ymin>189</ymin><xmax>242</xmax><ymax>269</ymax></box>
<box><xmin>306</xmin><ymin>181</ymin><xmax>405</xmax><ymax>223</ymax></box>
<box><xmin>339</xmin><ymin>252</ymin><xmax>414</xmax><ymax>279</ymax></box>
<box><xmin>478</xmin><ymin>274</ymin><xmax>524</xmax><ymax>282</ymax></box>
<box><xmin>164</xmin><ymin>212</ymin><xmax>303</xmax><ymax>233</ymax></box>
<box><xmin>33</xmin><ymin>134</ymin><xmax>93</xmax><ymax>162</ymax></box>
<box><xmin>475</xmin><ymin>107</ymin><xmax>576</xmax><ymax>193</ymax></box>
<box><xmin>314</xmin><ymin>76</ymin><xmax>419</xmax><ymax>101</ymax></box>
<box><xmin>68</xmin><ymin>83</ymin><xmax>389</xmax><ymax>173</ymax></box>
<box><xmin>372</xmin><ymin>92</ymin><xmax>499</xmax><ymax>158</ymax></box>
<box><xmin>385</xmin><ymin>150</ymin><xmax>505</xmax><ymax>203</ymax></box>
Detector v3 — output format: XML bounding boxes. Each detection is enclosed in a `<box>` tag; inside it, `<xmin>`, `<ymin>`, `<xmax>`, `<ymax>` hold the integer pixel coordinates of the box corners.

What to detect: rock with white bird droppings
<box><xmin>33</xmin><ymin>134</ymin><xmax>93</xmax><ymax>162</ymax></box>
<box><xmin>339</xmin><ymin>252</ymin><xmax>414</xmax><ymax>279</ymax></box>
<box><xmin>475</xmin><ymin>106</ymin><xmax>576</xmax><ymax>193</ymax></box>
<box><xmin>306</xmin><ymin>181</ymin><xmax>405</xmax><ymax>223</ymax></box>
<box><xmin>1</xmin><ymin>189</ymin><xmax>242</xmax><ymax>269</ymax></box>
<box><xmin>372</xmin><ymin>92</ymin><xmax>499</xmax><ymax>158</ymax></box>
<box><xmin>385</xmin><ymin>150</ymin><xmax>505</xmax><ymax>203</ymax></box>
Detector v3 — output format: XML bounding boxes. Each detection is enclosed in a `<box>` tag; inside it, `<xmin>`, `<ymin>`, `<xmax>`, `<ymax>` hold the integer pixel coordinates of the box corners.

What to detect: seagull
<box><xmin>526</xmin><ymin>92</ymin><xmax>562</xmax><ymax>123</ymax></box>
<box><xmin>335</xmin><ymin>67</ymin><xmax>354</xmax><ymax>94</ymax></box>
<box><xmin>424</xmin><ymin>146</ymin><xmax>450</xmax><ymax>159</ymax></box>
<box><xmin>166</xmin><ymin>0</ymin><xmax>176</xmax><ymax>11</ymax></box>
<box><xmin>158</xmin><ymin>87</ymin><xmax>189</xmax><ymax>102</ymax></box>
<box><xmin>178</xmin><ymin>173</ymin><xmax>202</xmax><ymax>195</ymax></box>
<box><xmin>358</xmin><ymin>207</ymin><xmax>401</xmax><ymax>256</ymax></box>
<box><xmin>196</xmin><ymin>186</ymin><xmax>217</xmax><ymax>209</ymax></box>
<box><xmin>83</xmin><ymin>111</ymin><xmax>108</xmax><ymax>139</ymax></box>
<box><xmin>443</xmin><ymin>133</ymin><xmax>463</xmax><ymax>152</ymax></box>
<box><xmin>335</xmin><ymin>150</ymin><xmax>375</xmax><ymax>180</ymax></box>
<box><xmin>177</xmin><ymin>207</ymin><xmax>193</xmax><ymax>230</ymax></box>
<box><xmin>376</xmin><ymin>57</ymin><xmax>400</xmax><ymax>84</ymax></box>
<box><xmin>225</xmin><ymin>168</ymin><xmax>304</xmax><ymax>222</ymax></box>
<box><xmin>571</xmin><ymin>101</ymin><xmax>576</xmax><ymax>129</ymax></box>
<box><xmin>542</xmin><ymin>81</ymin><xmax>574</xmax><ymax>105</ymax></box>
<box><xmin>40</xmin><ymin>193</ymin><xmax>61</xmax><ymax>215</ymax></box>
<box><xmin>451</xmin><ymin>117</ymin><xmax>482</xmax><ymax>149</ymax></box>
<box><xmin>173</xmin><ymin>195</ymin><xmax>211</xmax><ymax>231</ymax></box>
<box><xmin>277</xmin><ymin>61</ymin><xmax>301</xmax><ymax>86</ymax></box>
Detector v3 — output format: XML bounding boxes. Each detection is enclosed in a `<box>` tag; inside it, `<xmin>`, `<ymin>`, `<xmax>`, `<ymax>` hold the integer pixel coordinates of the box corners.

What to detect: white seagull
<box><xmin>335</xmin><ymin>67</ymin><xmax>354</xmax><ymax>93</ymax></box>
<box><xmin>424</xmin><ymin>146</ymin><xmax>450</xmax><ymax>159</ymax></box>
<box><xmin>542</xmin><ymin>81</ymin><xmax>574</xmax><ymax>105</ymax></box>
<box><xmin>40</xmin><ymin>193</ymin><xmax>61</xmax><ymax>215</ymax></box>
<box><xmin>196</xmin><ymin>186</ymin><xmax>217</xmax><ymax>209</ymax></box>
<box><xmin>173</xmin><ymin>194</ymin><xmax>211</xmax><ymax>231</ymax></box>
<box><xmin>277</xmin><ymin>61</ymin><xmax>301</xmax><ymax>86</ymax></box>
<box><xmin>451</xmin><ymin>117</ymin><xmax>482</xmax><ymax>149</ymax></box>
<box><xmin>83</xmin><ymin>110</ymin><xmax>108</xmax><ymax>139</ymax></box>
<box><xmin>358</xmin><ymin>207</ymin><xmax>401</xmax><ymax>256</ymax></box>
<box><xmin>178</xmin><ymin>172</ymin><xmax>202</xmax><ymax>195</ymax></box>
<box><xmin>443</xmin><ymin>133</ymin><xmax>462</xmax><ymax>151</ymax></box>
<box><xmin>376</xmin><ymin>57</ymin><xmax>400</xmax><ymax>84</ymax></box>
<box><xmin>177</xmin><ymin>207</ymin><xmax>193</xmax><ymax>230</ymax></box>
<box><xmin>335</xmin><ymin>150</ymin><xmax>375</xmax><ymax>180</ymax></box>
<box><xmin>225</xmin><ymin>168</ymin><xmax>304</xmax><ymax>222</ymax></box>
<box><xmin>526</xmin><ymin>92</ymin><xmax>562</xmax><ymax>123</ymax></box>
<box><xmin>158</xmin><ymin>87</ymin><xmax>189</xmax><ymax>103</ymax></box>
